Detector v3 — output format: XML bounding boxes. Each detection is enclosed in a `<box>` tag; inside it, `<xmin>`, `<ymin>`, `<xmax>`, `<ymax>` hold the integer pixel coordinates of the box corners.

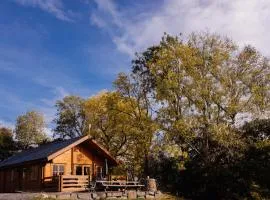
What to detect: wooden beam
<box><xmin>71</xmin><ymin>147</ymin><xmax>74</xmax><ymax>175</ymax></box>
<box><xmin>58</xmin><ymin>175</ymin><xmax>63</xmax><ymax>192</ymax></box>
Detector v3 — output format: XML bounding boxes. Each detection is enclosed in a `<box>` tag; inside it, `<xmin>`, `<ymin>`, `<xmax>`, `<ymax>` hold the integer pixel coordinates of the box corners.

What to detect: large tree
<box><xmin>84</xmin><ymin>91</ymin><xmax>157</xmax><ymax>176</ymax></box>
<box><xmin>128</xmin><ymin>32</ymin><xmax>270</xmax><ymax>198</ymax></box>
<box><xmin>15</xmin><ymin>111</ymin><xmax>47</xmax><ymax>149</ymax></box>
<box><xmin>114</xmin><ymin>72</ymin><xmax>159</xmax><ymax>174</ymax></box>
<box><xmin>54</xmin><ymin>95</ymin><xmax>86</xmax><ymax>139</ymax></box>
<box><xmin>133</xmin><ymin>32</ymin><xmax>269</xmax><ymax>162</ymax></box>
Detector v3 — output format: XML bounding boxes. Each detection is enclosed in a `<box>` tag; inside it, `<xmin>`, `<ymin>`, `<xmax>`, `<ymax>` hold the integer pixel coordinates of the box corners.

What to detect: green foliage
<box><xmin>84</xmin><ymin>91</ymin><xmax>157</xmax><ymax>177</ymax></box>
<box><xmin>242</xmin><ymin>118</ymin><xmax>270</xmax><ymax>142</ymax></box>
<box><xmin>54</xmin><ymin>95</ymin><xmax>86</xmax><ymax>138</ymax></box>
<box><xmin>132</xmin><ymin>32</ymin><xmax>269</xmax><ymax>199</ymax></box>
<box><xmin>0</xmin><ymin>126</ymin><xmax>16</xmax><ymax>161</ymax></box>
<box><xmin>15</xmin><ymin>111</ymin><xmax>47</xmax><ymax>149</ymax></box>
<box><xmin>146</xmin><ymin>32</ymin><xmax>268</xmax><ymax>157</ymax></box>
<box><xmin>2</xmin><ymin>31</ymin><xmax>269</xmax><ymax>199</ymax></box>
<box><xmin>148</xmin><ymin>118</ymin><xmax>270</xmax><ymax>199</ymax></box>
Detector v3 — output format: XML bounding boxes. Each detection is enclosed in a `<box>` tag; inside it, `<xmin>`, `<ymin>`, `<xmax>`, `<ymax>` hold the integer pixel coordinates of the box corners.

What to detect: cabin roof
<box><xmin>0</xmin><ymin>135</ymin><xmax>118</xmax><ymax>169</ymax></box>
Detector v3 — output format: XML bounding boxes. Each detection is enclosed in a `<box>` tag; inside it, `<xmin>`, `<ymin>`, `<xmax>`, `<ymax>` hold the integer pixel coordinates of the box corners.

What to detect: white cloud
<box><xmin>91</xmin><ymin>0</ymin><xmax>270</xmax><ymax>57</ymax></box>
<box><xmin>0</xmin><ymin>119</ymin><xmax>14</xmax><ymax>129</ymax></box>
<box><xmin>90</xmin><ymin>14</ymin><xmax>107</xmax><ymax>28</ymax></box>
<box><xmin>14</xmin><ymin>0</ymin><xmax>76</xmax><ymax>22</ymax></box>
<box><xmin>44</xmin><ymin>127</ymin><xmax>53</xmax><ymax>137</ymax></box>
<box><xmin>40</xmin><ymin>86</ymin><xmax>69</xmax><ymax>111</ymax></box>
<box><xmin>93</xmin><ymin>0</ymin><xmax>123</xmax><ymax>27</ymax></box>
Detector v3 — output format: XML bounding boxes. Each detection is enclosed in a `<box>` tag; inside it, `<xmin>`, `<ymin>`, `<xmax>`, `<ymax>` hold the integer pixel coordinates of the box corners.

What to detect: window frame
<box><xmin>52</xmin><ymin>164</ymin><xmax>65</xmax><ymax>176</ymax></box>
<box><xmin>74</xmin><ymin>164</ymin><xmax>92</xmax><ymax>176</ymax></box>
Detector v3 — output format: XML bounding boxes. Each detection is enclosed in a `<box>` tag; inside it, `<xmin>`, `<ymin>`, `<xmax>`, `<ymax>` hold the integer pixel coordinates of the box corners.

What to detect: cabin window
<box><xmin>74</xmin><ymin>165</ymin><xmax>91</xmax><ymax>176</ymax></box>
<box><xmin>52</xmin><ymin>164</ymin><xmax>64</xmax><ymax>176</ymax></box>
<box><xmin>75</xmin><ymin>166</ymin><xmax>82</xmax><ymax>175</ymax></box>
<box><xmin>84</xmin><ymin>167</ymin><xmax>90</xmax><ymax>176</ymax></box>
<box><xmin>30</xmin><ymin>166</ymin><xmax>38</xmax><ymax>180</ymax></box>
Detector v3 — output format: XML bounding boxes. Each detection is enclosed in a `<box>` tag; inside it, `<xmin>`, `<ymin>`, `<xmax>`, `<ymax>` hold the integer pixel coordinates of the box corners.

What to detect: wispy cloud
<box><xmin>91</xmin><ymin>0</ymin><xmax>270</xmax><ymax>57</ymax></box>
<box><xmin>14</xmin><ymin>0</ymin><xmax>77</xmax><ymax>22</ymax></box>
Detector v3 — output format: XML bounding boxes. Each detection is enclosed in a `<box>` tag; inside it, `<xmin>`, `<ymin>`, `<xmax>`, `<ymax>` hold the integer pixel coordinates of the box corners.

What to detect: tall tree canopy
<box><xmin>84</xmin><ymin>91</ymin><xmax>157</xmax><ymax>176</ymax></box>
<box><xmin>128</xmin><ymin>32</ymin><xmax>270</xmax><ymax>199</ymax></box>
<box><xmin>54</xmin><ymin>95</ymin><xmax>86</xmax><ymax>139</ymax></box>
<box><xmin>132</xmin><ymin>32</ymin><xmax>270</xmax><ymax>163</ymax></box>
<box><xmin>15</xmin><ymin>111</ymin><xmax>47</xmax><ymax>149</ymax></box>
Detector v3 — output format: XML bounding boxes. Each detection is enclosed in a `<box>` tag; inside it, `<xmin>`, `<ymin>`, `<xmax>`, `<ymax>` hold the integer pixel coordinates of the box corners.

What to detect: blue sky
<box><xmin>0</xmin><ymin>0</ymin><xmax>269</xmax><ymax>134</ymax></box>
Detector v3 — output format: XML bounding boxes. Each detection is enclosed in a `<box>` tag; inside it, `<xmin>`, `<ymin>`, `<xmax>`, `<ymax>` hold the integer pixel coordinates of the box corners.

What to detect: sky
<box><xmin>0</xmin><ymin>0</ymin><xmax>269</xmax><ymax>134</ymax></box>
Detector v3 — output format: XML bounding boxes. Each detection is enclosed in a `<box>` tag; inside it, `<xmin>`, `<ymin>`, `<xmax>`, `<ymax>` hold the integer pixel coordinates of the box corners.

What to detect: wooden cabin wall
<box><xmin>44</xmin><ymin>143</ymin><xmax>105</xmax><ymax>178</ymax></box>
<box><xmin>0</xmin><ymin>168</ymin><xmax>20</xmax><ymax>192</ymax></box>
<box><xmin>21</xmin><ymin>164</ymin><xmax>43</xmax><ymax>192</ymax></box>
<box><xmin>44</xmin><ymin>149</ymin><xmax>72</xmax><ymax>177</ymax></box>
<box><xmin>0</xmin><ymin>141</ymin><xmax>114</xmax><ymax>192</ymax></box>
<box><xmin>0</xmin><ymin>170</ymin><xmax>4</xmax><ymax>192</ymax></box>
<box><xmin>0</xmin><ymin>164</ymin><xmax>43</xmax><ymax>193</ymax></box>
<box><xmin>2</xmin><ymin>169</ymin><xmax>15</xmax><ymax>192</ymax></box>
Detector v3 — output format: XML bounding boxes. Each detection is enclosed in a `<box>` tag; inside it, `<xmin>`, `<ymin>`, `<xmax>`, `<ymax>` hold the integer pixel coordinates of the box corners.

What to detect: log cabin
<box><xmin>0</xmin><ymin>135</ymin><xmax>118</xmax><ymax>192</ymax></box>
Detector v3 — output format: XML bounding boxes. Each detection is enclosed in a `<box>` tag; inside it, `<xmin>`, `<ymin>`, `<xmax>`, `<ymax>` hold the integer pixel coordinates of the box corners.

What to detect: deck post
<box><xmin>58</xmin><ymin>175</ymin><xmax>63</xmax><ymax>192</ymax></box>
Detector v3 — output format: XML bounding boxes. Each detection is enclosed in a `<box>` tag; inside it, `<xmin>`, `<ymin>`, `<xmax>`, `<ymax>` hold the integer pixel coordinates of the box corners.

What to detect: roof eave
<box><xmin>0</xmin><ymin>158</ymin><xmax>47</xmax><ymax>170</ymax></box>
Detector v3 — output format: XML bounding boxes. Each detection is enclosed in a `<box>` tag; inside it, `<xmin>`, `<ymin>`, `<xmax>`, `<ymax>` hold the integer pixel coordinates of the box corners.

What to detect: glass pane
<box><xmin>53</xmin><ymin>165</ymin><xmax>58</xmax><ymax>171</ymax></box>
<box><xmin>76</xmin><ymin>166</ymin><xmax>82</xmax><ymax>175</ymax></box>
<box><xmin>59</xmin><ymin>165</ymin><xmax>64</xmax><ymax>172</ymax></box>
<box><xmin>53</xmin><ymin>165</ymin><xmax>58</xmax><ymax>176</ymax></box>
<box><xmin>59</xmin><ymin>165</ymin><xmax>64</xmax><ymax>175</ymax></box>
<box><xmin>84</xmin><ymin>167</ymin><xmax>90</xmax><ymax>175</ymax></box>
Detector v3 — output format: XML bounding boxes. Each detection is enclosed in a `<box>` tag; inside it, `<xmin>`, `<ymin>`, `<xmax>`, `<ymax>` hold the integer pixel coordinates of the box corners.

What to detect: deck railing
<box><xmin>43</xmin><ymin>175</ymin><xmax>90</xmax><ymax>192</ymax></box>
<box><xmin>43</xmin><ymin>176</ymin><xmax>59</xmax><ymax>192</ymax></box>
<box><xmin>60</xmin><ymin>175</ymin><xmax>90</xmax><ymax>192</ymax></box>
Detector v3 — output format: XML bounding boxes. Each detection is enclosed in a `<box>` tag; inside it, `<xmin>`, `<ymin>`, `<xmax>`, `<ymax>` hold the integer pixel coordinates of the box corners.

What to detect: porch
<box><xmin>43</xmin><ymin>175</ymin><xmax>90</xmax><ymax>192</ymax></box>
<box><xmin>43</xmin><ymin>175</ymin><xmax>145</xmax><ymax>192</ymax></box>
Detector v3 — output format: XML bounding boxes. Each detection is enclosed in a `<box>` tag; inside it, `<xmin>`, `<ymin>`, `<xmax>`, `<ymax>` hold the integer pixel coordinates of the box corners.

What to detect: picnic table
<box><xmin>95</xmin><ymin>180</ymin><xmax>145</xmax><ymax>191</ymax></box>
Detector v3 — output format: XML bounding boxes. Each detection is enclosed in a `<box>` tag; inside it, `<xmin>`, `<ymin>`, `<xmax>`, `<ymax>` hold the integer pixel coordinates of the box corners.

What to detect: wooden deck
<box><xmin>44</xmin><ymin>175</ymin><xmax>90</xmax><ymax>192</ymax></box>
<box><xmin>43</xmin><ymin>175</ymin><xmax>145</xmax><ymax>192</ymax></box>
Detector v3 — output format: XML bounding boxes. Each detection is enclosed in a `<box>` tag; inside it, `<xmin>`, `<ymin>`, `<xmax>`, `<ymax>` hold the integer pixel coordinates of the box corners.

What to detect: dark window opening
<box><xmin>76</xmin><ymin>166</ymin><xmax>82</xmax><ymax>175</ymax></box>
<box><xmin>96</xmin><ymin>166</ymin><xmax>103</xmax><ymax>179</ymax></box>
<box><xmin>84</xmin><ymin>167</ymin><xmax>90</xmax><ymax>175</ymax></box>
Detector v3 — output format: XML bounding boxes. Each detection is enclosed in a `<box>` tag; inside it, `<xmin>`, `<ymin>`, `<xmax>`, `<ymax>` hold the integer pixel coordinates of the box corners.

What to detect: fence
<box><xmin>43</xmin><ymin>175</ymin><xmax>90</xmax><ymax>192</ymax></box>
